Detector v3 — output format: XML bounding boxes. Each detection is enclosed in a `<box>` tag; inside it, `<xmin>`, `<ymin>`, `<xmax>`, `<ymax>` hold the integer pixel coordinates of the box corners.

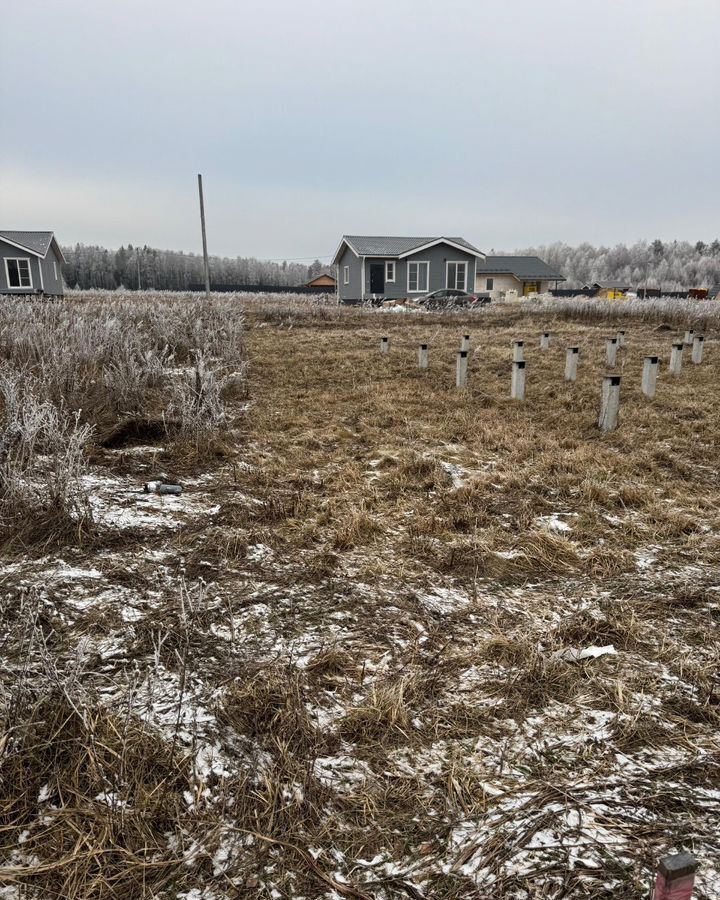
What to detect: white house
<box><xmin>475</xmin><ymin>255</ymin><xmax>565</xmax><ymax>298</ymax></box>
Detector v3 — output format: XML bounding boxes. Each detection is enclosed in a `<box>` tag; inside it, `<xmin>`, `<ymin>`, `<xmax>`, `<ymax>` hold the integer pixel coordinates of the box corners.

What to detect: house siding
<box><xmin>475</xmin><ymin>272</ymin><xmax>520</xmax><ymax>297</ymax></box>
<box><xmin>39</xmin><ymin>245</ymin><xmax>65</xmax><ymax>295</ymax></box>
<box><xmin>0</xmin><ymin>239</ymin><xmax>64</xmax><ymax>296</ymax></box>
<box><xmin>0</xmin><ymin>239</ymin><xmax>43</xmax><ymax>294</ymax></box>
<box><xmin>337</xmin><ymin>244</ymin><xmax>363</xmax><ymax>302</ymax></box>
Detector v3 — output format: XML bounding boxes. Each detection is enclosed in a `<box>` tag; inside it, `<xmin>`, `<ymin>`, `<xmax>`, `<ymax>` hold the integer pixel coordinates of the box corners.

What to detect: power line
<box><xmin>262</xmin><ymin>254</ymin><xmax>333</xmax><ymax>262</ymax></box>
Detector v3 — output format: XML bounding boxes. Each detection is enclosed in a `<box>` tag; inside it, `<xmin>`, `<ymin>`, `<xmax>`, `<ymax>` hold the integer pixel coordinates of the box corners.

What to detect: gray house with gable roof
<box><xmin>332</xmin><ymin>235</ymin><xmax>486</xmax><ymax>303</ymax></box>
<box><xmin>0</xmin><ymin>231</ymin><xmax>65</xmax><ymax>297</ymax></box>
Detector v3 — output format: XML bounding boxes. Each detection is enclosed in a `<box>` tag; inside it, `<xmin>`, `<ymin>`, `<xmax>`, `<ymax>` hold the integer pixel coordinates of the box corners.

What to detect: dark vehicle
<box><xmin>419</xmin><ymin>289</ymin><xmax>480</xmax><ymax>309</ymax></box>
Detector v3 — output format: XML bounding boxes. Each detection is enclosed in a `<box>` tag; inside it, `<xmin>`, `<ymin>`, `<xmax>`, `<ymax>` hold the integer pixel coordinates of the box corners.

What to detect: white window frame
<box><xmin>385</xmin><ymin>260</ymin><xmax>396</xmax><ymax>283</ymax></box>
<box><xmin>407</xmin><ymin>260</ymin><xmax>429</xmax><ymax>293</ymax></box>
<box><xmin>4</xmin><ymin>257</ymin><xmax>33</xmax><ymax>290</ymax></box>
<box><xmin>343</xmin><ymin>265</ymin><xmax>350</xmax><ymax>285</ymax></box>
<box><xmin>446</xmin><ymin>260</ymin><xmax>468</xmax><ymax>291</ymax></box>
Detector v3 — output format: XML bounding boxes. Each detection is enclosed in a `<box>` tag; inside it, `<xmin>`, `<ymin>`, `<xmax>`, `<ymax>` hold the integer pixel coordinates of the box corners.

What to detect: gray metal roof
<box><xmin>342</xmin><ymin>235</ymin><xmax>484</xmax><ymax>257</ymax></box>
<box><xmin>476</xmin><ymin>255</ymin><xmax>565</xmax><ymax>281</ymax></box>
<box><xmin>0</xmin><ymin>231</ymin><xmax>56</xmax><ymax>257</ymax></box>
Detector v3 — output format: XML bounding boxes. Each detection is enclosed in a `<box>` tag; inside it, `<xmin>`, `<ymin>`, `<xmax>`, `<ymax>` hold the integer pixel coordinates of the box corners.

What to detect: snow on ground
<box><xmin>82</xmin><ymin>471</ymin><xmax>221</xmax><ymax>530</ymax></box>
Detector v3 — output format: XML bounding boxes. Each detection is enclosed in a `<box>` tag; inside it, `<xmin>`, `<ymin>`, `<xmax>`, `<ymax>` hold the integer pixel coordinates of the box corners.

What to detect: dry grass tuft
<box><xmin>339</xmin><ymin>676</ymin><xmax>417</xmax><ymax>743</ymax></box>
<box><xmin>0</xmin><ymin>689</ymin><xmax>190</xmax><ymax>899</ymax></box>
<box><xmin>219</xmin><ymin>664</ymin><xmax>316</xmax><ymax>753</ymax></box>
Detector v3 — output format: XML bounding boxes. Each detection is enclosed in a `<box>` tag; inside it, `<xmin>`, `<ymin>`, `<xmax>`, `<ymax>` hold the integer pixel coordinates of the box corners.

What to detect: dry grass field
<box><xmin>1</xmin><ymin>293</ymin><xmax>719</xmax><ymax>899</ymax></box>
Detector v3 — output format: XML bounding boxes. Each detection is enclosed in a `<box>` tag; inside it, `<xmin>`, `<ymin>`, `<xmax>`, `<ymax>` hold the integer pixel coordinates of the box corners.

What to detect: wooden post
<box><xmin>511</xmin><ymin>360</ymin><xmax>526</xmax><ymax>400</ymax></box>
<box><xmin>456</xmin><ymin>350</ymin><xmax>468</xmax><ymax>388</ymax></box>
<box><xmin>598</xmin><ymin>375</ymin><xmax>621</xmax><ymax>431</ymax></box>
<box><xmin>652</xmin><ymin>851</ymin><xmax>696</xmax><ymax>900</ymax></box>
<box><xmin>565</xmin><ymin>347</ymin><xmax>579</xmax><ymax>382</ymax></box>
<box><xmin>380</xmin><ymin>336</ymin><xmax>389</xmax><ymax>354</ymax></box>
<box><xmin>683</xmin><ymin>329</ymin><xmax>694</xmax><ymax>347</ymax></box>
<box><xmin>197</xmin><ymin>173</ymin><xmax>211</xmax><ymax>300</ymax></box>
<box><xmin>418</xmin><ymin>343</ymin><xmax>429</xmax><ymax>368</ymax></box>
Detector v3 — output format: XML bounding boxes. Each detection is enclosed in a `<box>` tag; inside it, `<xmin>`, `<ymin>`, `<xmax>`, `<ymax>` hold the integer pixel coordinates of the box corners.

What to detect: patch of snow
<box><xmin>535</xmin><ymin>513</ymin><xmax>577</xmax><ymax>533</ymax></box>
<box><xmin>416</xmin><ymin>586</ymin><xmax>471</xmax><ymax>614</ymax></box>
<box><xmin>439</xmin><ymin>460</ymin><xmax>470</xmax><ymax>489</ymax></box>
<box><xmin>247</xmin><ymin>543</ymin><xmax>273</xmax><ymax>562</ymax></box>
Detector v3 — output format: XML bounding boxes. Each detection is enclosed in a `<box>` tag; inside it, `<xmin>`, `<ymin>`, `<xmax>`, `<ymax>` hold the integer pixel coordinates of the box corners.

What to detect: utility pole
<box><xmin>197</xmin><ymin>173</ymin><xmax>211</xmax><ymax>300</ymax></box>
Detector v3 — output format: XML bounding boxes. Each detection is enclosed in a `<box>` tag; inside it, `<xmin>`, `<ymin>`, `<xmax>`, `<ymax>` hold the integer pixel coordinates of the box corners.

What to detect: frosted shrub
<box><xmin>521</xmin><ymin>296</ymin><xmax>720</xmax><ymax>330</ymax></box>
<box><xmin>170</xmin><ymin>352</ymin><xmax>227</xmax><ymax>453</ymax></box>
<box><xmin>102</xmin><ymin>346</ymin><xmax>173</xmax><ymax>414</ymax></box>
<box><xmin>0</xmin><ymin>370</ymin><xmax>93</xmax><ymax>538</ymax></box>
<box><xmin>0</xmin><ymin>293</ymin><xmax>246</xmax><ymax>434</ymax></box>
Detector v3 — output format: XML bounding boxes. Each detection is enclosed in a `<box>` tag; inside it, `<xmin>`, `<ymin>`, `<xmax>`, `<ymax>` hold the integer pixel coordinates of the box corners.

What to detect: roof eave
<box><xmin>479</xmin><ymin>269</ymin><xmax>565</xmax><ymax>281</ymax></box>
<box><xmin>50</xmin><ymin>235</ymin><xmax>66</xmax><ymax>264</ymax></box>
<box><xmin>331</xmin><ymin>237</ymin><xmax>359</xmax><ymax>265</ymax></box>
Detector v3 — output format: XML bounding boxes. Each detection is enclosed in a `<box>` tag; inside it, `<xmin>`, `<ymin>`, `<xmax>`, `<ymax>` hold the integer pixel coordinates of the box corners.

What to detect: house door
<box><xmin>369</xmin><ymin>263</ymin><xmax>385</xmax><ymax>294</ymax></box>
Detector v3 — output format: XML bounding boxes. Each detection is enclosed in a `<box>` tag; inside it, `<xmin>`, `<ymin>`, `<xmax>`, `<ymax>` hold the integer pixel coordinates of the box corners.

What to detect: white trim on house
<box><xmin>361</xmin><ymin>256</ymin><xmax>366</xmax><ymax>299</ymax></box>
<box><xmin>53</xmin><ymin>239</ymin><xmax>66</xmax><ymax>264</ymax></box>
<box><xmin>446</xmin><ymin>260</ymin><xmax>468</xmax><ymax>291</ymax></box>
<box><xmin>407</xmin><ymin>260</ymin><xmax>430</xmax><ymax>293</ymax></box>
<box><xmin>385</xmin><ymin>260</ymin><xmax>395</xmax><ymax>282</ymax></box>
<box><xmin>398</xmin><ymin>238</ymin><xmax>485</xmax><ymax>260</ymax></box>
<box><xmin>331</xmin><ymin>237</ymin><xmax>360</xmax><ymax>264</ymax></box>
<box><xmin>4</xmin><ymin>257</ymin><xmax>34</xmax><ymax>289</ymax></box>
<box><xmin>38</xmin><ymin>259</ymin><xmax>44</xmax><ymax>290</ymax></box>
<box><xmin>343</xmin><ymin>265</ymin><xmax>350</xmax><ymax>285</ymax></box>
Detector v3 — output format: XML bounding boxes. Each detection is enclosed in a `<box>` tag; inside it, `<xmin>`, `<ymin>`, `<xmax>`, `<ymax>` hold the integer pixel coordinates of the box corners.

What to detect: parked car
<box><xmin>417</xmin><ymin>289</ymin><xmax>475</xmax><ymax>308</ymax></box>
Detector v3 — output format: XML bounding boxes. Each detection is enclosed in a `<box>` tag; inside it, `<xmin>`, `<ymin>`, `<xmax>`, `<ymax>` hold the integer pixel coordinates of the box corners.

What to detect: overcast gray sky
<box><xmin>2</xmin><ymin>0</ymin><xmax>719</xmax><ymax>260</ymax></box>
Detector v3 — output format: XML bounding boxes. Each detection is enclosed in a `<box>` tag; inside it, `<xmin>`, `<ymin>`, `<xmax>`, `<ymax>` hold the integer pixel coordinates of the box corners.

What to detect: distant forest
<box><xmin>61</xmin><ymin>244</ymin><xmax>329</xmax><ymax>291</ymax></box>
<box><xmin>61</xmin><ymin>238</ymin><xmax>720</xmax><ymax>292</ymax></box>
<box><xmin>516</xmin><ymin>239</ymin><xmax>720</xmax><ymax>291</ymax></box>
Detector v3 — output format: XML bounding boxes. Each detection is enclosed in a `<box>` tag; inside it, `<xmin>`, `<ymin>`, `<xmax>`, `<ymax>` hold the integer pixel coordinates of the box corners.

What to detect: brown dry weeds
<box><xmin>2</xmin><ymin>296</ymin><xmax>719</xmax><ymax>899</ymax></box>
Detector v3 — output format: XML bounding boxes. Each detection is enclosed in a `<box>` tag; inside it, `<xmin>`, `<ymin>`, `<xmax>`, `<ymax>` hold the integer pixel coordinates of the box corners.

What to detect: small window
<box><xmin>385</xmin><ymin>261</ymin><xmax>396</xmax><ymax>282</ymax></box>
<box><xmin>407</xmin><ymin>261</ymin><xmax>429</xmax><ymax>293</ymax></box>
<box><xmin>5</xmin><ymin>258</ymin><xmax>33</xmax><ymax>289</ymax></box>
<box><xmin>343</xmin><ymin>265</ymin><xmax>350</xmax><ymax>285</ymax></box>
<box><xmin>486</xmin><ymin>278</ymin><xmax>494</xmax><ymax>290</ymax></box>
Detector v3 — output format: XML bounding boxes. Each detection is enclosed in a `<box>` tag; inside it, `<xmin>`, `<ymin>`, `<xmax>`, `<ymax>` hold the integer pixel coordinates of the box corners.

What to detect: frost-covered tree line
<box><xmin>61</xmin><ymin>239</ymin><xmax>720</xmax><ymax>292</ymax></box>
<box><xmin>61</xmin><ymin>244</ymin><xmax>329</xmax><ymax>290</ymax></box>
<box><xmin>515</xmin><ymin>239</ymin><xmax>720</xmax><ymax>291</ymax></box>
